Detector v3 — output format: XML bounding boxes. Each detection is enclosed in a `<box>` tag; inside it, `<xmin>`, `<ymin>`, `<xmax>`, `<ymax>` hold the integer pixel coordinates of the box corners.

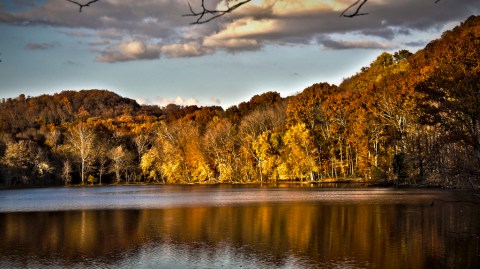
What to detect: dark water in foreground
<box><xmin>0</xmin><ymin>185</ymin><xmax>479</xmax><ymax>268</ymax></box>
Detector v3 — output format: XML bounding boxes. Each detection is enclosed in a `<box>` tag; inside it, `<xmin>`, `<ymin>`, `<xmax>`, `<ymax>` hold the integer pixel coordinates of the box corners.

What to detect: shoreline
<box><xmin>0</xmin><ymin>179</ymin><xmax>475</xmax><ymax>191</ymax></box>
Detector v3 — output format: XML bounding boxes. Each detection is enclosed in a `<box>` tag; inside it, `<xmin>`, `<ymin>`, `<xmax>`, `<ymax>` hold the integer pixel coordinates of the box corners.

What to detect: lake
<box><xmin>0</xmin><ymin>184</ymin><xmax>479</xmax><ymax>268</ymax></box>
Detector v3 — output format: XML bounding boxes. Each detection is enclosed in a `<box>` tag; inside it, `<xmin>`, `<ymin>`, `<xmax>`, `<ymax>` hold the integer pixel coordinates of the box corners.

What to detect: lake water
<box><xmin>0</xmin><ymin>184</ymin><xmax>479</xmax><ymax>268</ymax></box>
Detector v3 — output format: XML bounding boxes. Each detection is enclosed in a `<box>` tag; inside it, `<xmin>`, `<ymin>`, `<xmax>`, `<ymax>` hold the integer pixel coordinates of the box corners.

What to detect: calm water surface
<box><xmin>0</xmin><ymin>184</ymin><xmax>479</xmax><ymax>268</ymax></box>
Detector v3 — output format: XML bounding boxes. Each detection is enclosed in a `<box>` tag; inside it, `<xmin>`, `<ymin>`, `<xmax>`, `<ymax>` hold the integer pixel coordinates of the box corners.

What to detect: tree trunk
<box><xmin>474</xmin><ymin>143</ymin><xmax>480</xmax><ymax>167</ymax></box>
<box><xmin>81</xmin><ymin>158</ymin><xmax>85</xmax><ymax>185</ymax></box>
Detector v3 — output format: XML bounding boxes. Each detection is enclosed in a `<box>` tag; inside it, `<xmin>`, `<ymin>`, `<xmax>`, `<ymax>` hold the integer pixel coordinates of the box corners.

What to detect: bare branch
<box><xmin>183</xmin><ymin>0</ymin><xmax>251</xmax><ymax>24</ymax></box>
<box><xmin>65</xmin><ymin>0</ymin><xmax>100</xmax><ymax>12</ymax></box>
<box><xmin>340</xmin><ymin>0</ymin><xmax>368</xmax><ymax>18</ymax></box>
<box><xmin>64</xmin><ymin>0</ymin><xmax>443</xmax><ymax>23</ymax></box>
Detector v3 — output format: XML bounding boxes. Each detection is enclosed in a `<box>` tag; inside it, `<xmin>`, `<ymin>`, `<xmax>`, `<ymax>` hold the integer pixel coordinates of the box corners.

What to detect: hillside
<box><xmin>0</xmin><ymin>90</ymin><xmax>142</xmax><ymax>131</ymax></box>
<box><xmin>0</xmin><ymin>15</ymin><xmax>479</xmax><ymax>187</ymax></box>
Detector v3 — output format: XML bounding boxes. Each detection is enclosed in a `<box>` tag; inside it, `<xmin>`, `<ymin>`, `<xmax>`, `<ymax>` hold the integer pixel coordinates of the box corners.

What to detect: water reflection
<box><xmin>1</xmin><ymin>197</ymin><xmax>479</xmax><ymax>268</ymax></box>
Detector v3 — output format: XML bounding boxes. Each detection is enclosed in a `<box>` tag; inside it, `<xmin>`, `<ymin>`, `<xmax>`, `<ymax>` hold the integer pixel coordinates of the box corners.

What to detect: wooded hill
<box><xmin>1</xmin><ymin>15</ymin><xmax>479</xmax><ymax>187</ymax></box>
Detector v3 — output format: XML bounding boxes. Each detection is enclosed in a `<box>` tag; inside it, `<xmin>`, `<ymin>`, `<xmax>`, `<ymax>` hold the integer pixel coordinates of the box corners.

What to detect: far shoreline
<box><xmin>0</xmin><ymin>178</ymin><xmax>475</xmax><ymax>191</ymax></box>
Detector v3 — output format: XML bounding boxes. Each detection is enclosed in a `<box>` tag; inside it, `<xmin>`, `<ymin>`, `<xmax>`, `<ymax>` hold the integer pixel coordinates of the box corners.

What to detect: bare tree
<box><xmin>183</xmin><ymin>0</ymin><xmax>252</xmax><ymax>24</ymax></box>
<box><xmin>62</xmin><ymin>160</ymin><xmax>72</xmax><ymax>185</ymax></box>
<box><xmin>67</xmin><ymin>122</ymin><xmax>95</xmax><ymax>185</ymax></box>
<box><xmin>340</xmin><ymin>0</ymin><xmax>442</xmax><ymax>18</ymax></box>
<box><xmin>64</xmin><ymin>0</ymin><xmax>443</xmax><ymax>22</ymax></box>
<box><xmin>340</xmin><ymin>0</ymin><xmax>368</xmax><ymax>18</ymax></box>
<box><xmin>64</xmin><ymin>0</ymin><xmax>252</xmax><ymax>23</ymax></box>
<box><xmin>65</xmin><ymin>0</ymin><xmax>100</xmax><ymax>12</ymax></box>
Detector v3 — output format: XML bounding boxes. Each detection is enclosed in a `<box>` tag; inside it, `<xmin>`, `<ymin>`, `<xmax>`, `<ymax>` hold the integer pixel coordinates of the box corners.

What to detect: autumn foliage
<box><xmin>1</xmin><ymin>16</ymin><xmax>479</xmax><ymax>187</ymax></box>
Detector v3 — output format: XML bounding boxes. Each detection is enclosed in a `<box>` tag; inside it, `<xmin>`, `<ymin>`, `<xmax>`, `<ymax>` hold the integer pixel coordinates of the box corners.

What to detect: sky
<box><xmin>0</xmin><ymin>0</ymin><xmax>478</xmax><ymax>108</ymax></box>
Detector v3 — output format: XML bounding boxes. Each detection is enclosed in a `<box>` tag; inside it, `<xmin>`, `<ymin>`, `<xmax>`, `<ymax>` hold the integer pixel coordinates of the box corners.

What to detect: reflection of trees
<box><xmin>0</xmin><ymin>201</ymin><xmax>478</xmax><ymax>268</ymax></box>
<box><xmin>0</xmin><ymin>210</ymin><xmax>143</xmax><ymax>259</ymax></box>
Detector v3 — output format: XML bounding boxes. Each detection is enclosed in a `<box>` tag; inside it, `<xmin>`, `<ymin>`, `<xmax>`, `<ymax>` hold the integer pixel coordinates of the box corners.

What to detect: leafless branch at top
<box><xmin>183</xmin><ymin>0</ymin><xmax>251</xmax><ymax>24</ymax></box>
<box><xmin>340</xmin><ymin>0</ymin><xmax>368</xmax><ymax>18</ymax></box>
<box><xmin>65</xmin><ymin>0</ymin><xmax>100</xmax><ymax>12</ymax></box>
<box><xmin>64</xmin><ymin>0</ymin><xmax>444</xmax><ymax>22</ymax></box>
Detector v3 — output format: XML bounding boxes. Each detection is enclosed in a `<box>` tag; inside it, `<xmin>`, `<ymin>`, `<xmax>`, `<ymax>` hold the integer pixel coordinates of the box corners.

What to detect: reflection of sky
<box><xmin>116</xmin><ymin>242</ymin><xmax>334</xmax><ymax>269</ymax></box>
<box><xmin>0</xmin><ymin>185</ymin><xmax>452</xmax><ymax>212</ymax></box>
<box><xmin>0</xmin><ymin>1</ymin><xmax>478</xmax><ymax>107</ymax></box>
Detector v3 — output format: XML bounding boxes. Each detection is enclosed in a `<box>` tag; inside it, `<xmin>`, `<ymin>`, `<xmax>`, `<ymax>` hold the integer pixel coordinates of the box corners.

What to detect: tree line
<box><xmin>1</xmin><ymin>15</ymin><xmax>479</xmax><ymax>188</ymax></box>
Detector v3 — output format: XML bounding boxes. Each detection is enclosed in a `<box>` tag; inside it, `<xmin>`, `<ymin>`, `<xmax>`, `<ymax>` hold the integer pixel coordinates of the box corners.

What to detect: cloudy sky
<box><xmin>0</xmin><ymin>0</ymin><xmax>478</xmax><ymax>108</ymax></box>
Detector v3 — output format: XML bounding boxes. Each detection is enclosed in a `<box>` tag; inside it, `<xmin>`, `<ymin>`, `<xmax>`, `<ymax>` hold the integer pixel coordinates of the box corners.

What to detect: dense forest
<box><xmin>1</xmin><ymin>15</ymin><xmax>479</xmax><ymax>188</ymax></box>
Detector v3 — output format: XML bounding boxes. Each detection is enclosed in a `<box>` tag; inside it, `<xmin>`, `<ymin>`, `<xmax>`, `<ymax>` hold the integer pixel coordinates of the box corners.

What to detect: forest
<box><xmin>0</xmin><ymin>15</ymin><xmax>479</xmax><ymax>188</ymax></box>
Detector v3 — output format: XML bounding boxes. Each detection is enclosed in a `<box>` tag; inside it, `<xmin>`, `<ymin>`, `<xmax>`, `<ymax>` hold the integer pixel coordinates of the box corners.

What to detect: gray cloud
<box><xmin>25</xmin><ymin>42</ymin><xmax>59</xmax><ymax>50</ymax></box>
<box><xmin>405</xmin><ymin>40</ymin><xmax>429</xmax><ymax>47</ymax></box>
<box><xmin>2</xmin><ymin>0</ymin><xmax>478</xmax><ymax>62</ymax></box>
<box><xmin>319</xmin><ymin>37</ymin><xmax>392</xmax><ymax>50</ymax></box>
<box><xmin>359</xmin><ymin>27</ymin><xmax>398</xmax><ymax>40</ymax></box>
<box><xmin>88</xmin><ymin>39</ymin><xmax>110</xmax><ymax>46</ymax></box>
<box><xmin>59</xmin><ymin>30</ymin><xmax>94</xmax><ymax>38</ymax></box>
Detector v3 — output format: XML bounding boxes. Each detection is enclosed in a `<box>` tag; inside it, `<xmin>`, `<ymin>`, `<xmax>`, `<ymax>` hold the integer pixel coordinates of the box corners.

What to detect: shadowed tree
<box><xmin>61</xmin><ymin>159</ymin><xmax>73</xmax><ymax>185</ymax></box>
<box><xmin>417</xmin><ymin>71</ymin><xmax>480</xmax><ymax>166</ymax></box>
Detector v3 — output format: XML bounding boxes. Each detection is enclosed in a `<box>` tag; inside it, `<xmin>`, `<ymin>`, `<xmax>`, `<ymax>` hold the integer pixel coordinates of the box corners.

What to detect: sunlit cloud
<box><xmin>161</xmin><ymin>42</ymin><xmax>213</xmax><ymax>58</ymax></box>
<box><xmin>203</xmin><ymin>17</ymin><xmax>277</xmax><ymax>50</ymax></box>
<box><xmin>96</xmin><ymin>40</ymin><xmax>162</xmax><ymax>62</ymax></box>
<box><xmin>155</xmin><ymin>96</ymin><xmax>201</xmax><ymax>107</ymax></box>
<box><xmin>268</xmin><ymin>0</ymin><xmax>346</xmax><ymax>15</ymax></box>
<box><xmin>203</xmin><ymin>37</ymin><xmax>261</xmax><ymax>51</ymax></box>
<box><xmin>136</xmin><ymin>96</ymin><xmax>222</xmax><ymax>107</ymax></box>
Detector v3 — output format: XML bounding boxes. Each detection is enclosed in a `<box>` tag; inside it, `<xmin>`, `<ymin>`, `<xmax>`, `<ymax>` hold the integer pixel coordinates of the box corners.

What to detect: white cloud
<box><xmin>96</xmin><ymin>40</ymin><xmax>162</xmax><ymax>62</ymax></box>
<box><xmin>155</xmin><ymin>96</ymin><xmax>201</xmax><ymax>107</ymax></box>
<box><xmin>135</xmin><ymin>97</ymin><xmax>149</xmax><ymax>105</ymax></box>
<box><xmin>209</xmin><ymin>97</ymin><xmax>222</xmax><ymax>105</ymax></box>
<box><xmin>136</xmin><ymin>96</ymin><xmax>222</xmax><ymax>107</ymax></box>
<box><xmin>161</xmin><ymin>42</ymin><xmax>213</xmax><ymax>58</ymax></box>
<box><xmin>203</xmin><ymin>17</ymin><xmax>277</xmax><ymax>50</ymax></box>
